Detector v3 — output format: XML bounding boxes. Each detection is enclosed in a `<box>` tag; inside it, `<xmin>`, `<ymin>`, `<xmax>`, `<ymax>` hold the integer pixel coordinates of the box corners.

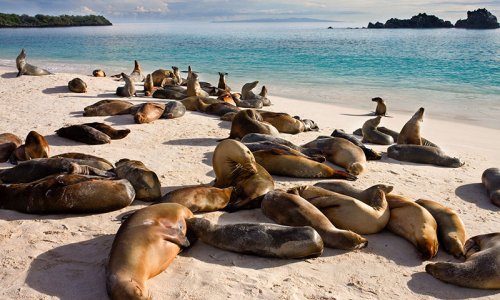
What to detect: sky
<box><xmin>0</xmin><ymin>0</ymin><xmax>498</xmax><ymax>25</ymax></box>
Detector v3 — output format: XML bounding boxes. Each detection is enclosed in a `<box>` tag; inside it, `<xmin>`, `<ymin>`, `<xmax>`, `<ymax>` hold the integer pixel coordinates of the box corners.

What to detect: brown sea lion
<box><xmin>106</xmin><ymin>203</ymin><xmax>193</xmax><ymax>300</ymax></box>
<box><xmin>217</xmin><ymin>72</ymin><xmax>231</xmax><ymax>91</ymax></box>
<box><xmin>257</xmin><ymin>111</ymin><xmax>306</xmax><ymax>134</ymax></box>
<box><xmin>171</xmin><ymin>66</ymin><xmax>182</xmax><ymax>85</ymax></box>
<box><xmin>56</xmin><ymin>125</ymin><xmax>111</xmax><ymax>145</ymax></box>
<box><xmin>372</xmin><ymin>97</ymin><xmax>386</xmax><ymax>116</ymax></box>
<box><xmin>83</xmin><ymin>99</ymin><xmax>133</xmax><ymax>116</ymax></box>
<box><xmin>159</xmin><ymin>185</ymin><xmax>232</xmax><ymax>212</ymax></box>
<box><xmin>0</xmin><ymin>174</ymin><xmax>134</xmax><ymax>214</ymax></box>
<box><xmin>0</xmin><ymin>133</ymin><xmax>22</xmax><ymax>162</ymax></box>
<box><xmin>213</xmin><ymin>140</ymin><xmax>274</xmax><ymax>211</ymax></box>
<box><xmin>398</xmin><ymin>107</ymin><xmax>424</xmax><ymax>145</ymax></box>
<box><xmin>259</xmin><ymin>86</ymin><xmax>271</xmax><ymax>106</ymax></box>
<box><xmin>241</xmin><ymin>81</ymin><xmax>260</xmax><ymax>100</ymax></box>
<box><xmin>11</xmin><ymin>131</ymin><xmax>50</xmax><ymax>163</ymax></box>
<box><xmin>330</xmin><ymin>129</ymin><xmax>382</xmax><ymax>160</ymax></box>
<box><xmin>302</xmin><ymin>137</ymin><xmax>367</xmax><ymax>175</ymax></box>
<box><xmin>52</xmin><ymin>153</ymin><xmax>114</xmax><ymax>170</ymax></box>
<box><xmin>226</xmin><ymin>109</ymin><xmax>279</xmax><ymax>140</ymax></box>
<box><xmin>187</xmin><ymin>218</ymin><xmax>324</xmax><ymax>258</ymax></box>
<box><xmin>82</xmin><ymin>122</ymin><xmax>130</xmax><ymax>140</ymax></box>
<box><xmin>353</xmin><ymin>126</ymin><xmax>439</xmax><ymax>147</ymax></box>
<box><xmin>361</xmin><ymin>116</ymin><xmax>394</xmax><ymax>145</ymax></box>
<box><xmin>152</xmin><ymin>88</ymin><xmax>187</xmax><ymax>100</ymax></box>
<box><xmin>151</xmin><ymin>69</ymin><xmax>173</xmax><ymax>86</ymax></box>
<box><xmin>416</xmin><ymin>199</ymin><xmax>466</xmax><ymax>258</ymax></box>
<box><xmin>186</xmin><ymin>72</ymin><xmax>209</xmax><ymax>97</ymax></box>
<box><xmin>68</xmin><ymin>77</ymin><xmax>87</xmax><ymax>93</ymax></box>
<box><xmin>244</xmin><ymin>142</ymin><xmax>325</xmax><ymax>163</ymax></box>
<box><xmin>289</xmin><ymin>185</ymin><xmax>390</xmax><ymax>234</ymax></box>
<box><xmin>180</xmin><ymin>96</ymin><xmax>219</xmax><ymax>111</ymax></box>
<box><xmin>116</xmin><ymin>73</ymin><xmax>136</xmax><ymax>97</ymax></box>
<box><xmin>134</xmin><ymin>102</ymin><xmax>165</xmax><ymax>124</ymax></box>
<box><xmin>114</xmin><ymin>159</ymin><xmax>161</xmax><ymax>202</ymax></box>
<box><xmin>425</xmin><ymin>232</ymin><xmax>500</xmax><ymax>289</ymax></box>
<box><xmin>195</xmin><ymin>98</ymin><xmax>239</xmax><ymax>117</ymax></box>
<box><xmin>482</xmin><ymin>168</ymin><xmax>500</xmax><ymax>207</ymax></box>
<box><xmin>161</xmin><ymin>101</ymin><xmax>186</xmax><ymax>119</ymax></box>
<box><xmin>15</xmin><ymin>48</ymin><xmax>51</xmax><ymax>76</ymax></box>
<box><xmin>144</xmin><ymin>74</ymin><xmax>154</xmax><ymax>96</ymax></box>
<box><xmin>241</xmin><ymin>133</ymin><xmax>324</xmax><ymax>159</ymax></box>
<box><xmin>261</xmin><ymin>190</ymin><xmax>368</xmax><ymax>250</ymax></box>
<box><xmin>387</xmin><ymin>144</ymin><xmax>464</xmax><ymax>168</ymax></box>
<box><xmin>129</xmin><ymin>60</ymin><xmax>145</xmax><ymax>82</ymax></box>
<box><xmin>92</xmin><ymin>69</ymin><xmax>106</xmax><ymax>77</ymax></box>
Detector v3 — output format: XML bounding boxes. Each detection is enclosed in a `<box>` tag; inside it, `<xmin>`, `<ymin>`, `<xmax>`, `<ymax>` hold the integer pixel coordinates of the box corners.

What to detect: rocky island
<box><xmin>455</xmin><ymin>8</ymin><xmax>499</xmax><ymax>29</ymax></box>
<box><xmin>0</xmin><ymin>13</ymin><xmax>112</xmax><ymax>28</ymax></box>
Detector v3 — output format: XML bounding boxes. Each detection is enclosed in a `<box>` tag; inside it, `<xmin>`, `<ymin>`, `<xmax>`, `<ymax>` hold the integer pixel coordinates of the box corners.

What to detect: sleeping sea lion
<box><xmin>10</xmin><ymin>131</ymin><xmax>50</xmax><ymax>163</ymax></box>
<box><xmin>83</xmin><ymin>99</ymin><xmax>133</xmax><ymax>116</ymax></box>
<box><xmin>225</xmin><ymin>109</ymin><xmax>279</xmax><ymax>140</ymax></box>
<box><xmin>481</xmin><ymin>168</ymin><xmax>500</xmax><ymax>207</ymax></box>
<box><xmin>52</xmin><ymin>153</ymin><xmax>114</xmax><ymax>170</ymax></box>
<box><xmin>243</xmin><ymin>141</ymin><xmax>325</xmax><ymax>162</ymax></box>
<box><xmin>151</xmin><ymin>69</ymin><xmax>173</xmax><ymax>86</ymax></box>
<box><xmin>330</xmin><ymin>129</ymin><xmax>381</xmax><ymax>160</ymax></box>
<box><xmin>56</xmin><ymin>125</ymin><xmax>111</xmax><ymax>145</ymax></box>
<box><xmin>241</xmin><ymin>133</ymin><xmax>324</xmax><ymax>158</ymax></box>
<box><xmin>68</xmin><ymin>78</ymin><xmax>87</xmax><ymax>93</ymax></box>
<box><xmin>0</xmin><ymin>133</ymin><xmax>22</xmax><ymax>162</ymax></box>
<box><xmin>92</xmin><ymin>69</ymin><xmax>106</xmax><ymax>77</ymax></box>
<box><xmin>15</xmin><ymin>48</ymin><xmax>51</xmax><ymax>76</ymax></box>
<box><xmin>159</xmin><ymin>185</ymin><xmax>232</xmax><ymax>212</ymax></box>
<box><xmin>398</xmin><ymin>107</ymin><xmax>424</xmax><ymax>145</ymax></box>
<box><xmin>161</xmin><ymin>101</ymin><xmax>186</xmax><ymax>119</ymax></box>
<box><xmin>82</xmin><ymin>122</ymin><xmax>130</xmax><ymax>140</ymax></box>
<box><xmin>257</xmin><ymin>111</ymin><xmax>307</xmax><ymax>134</ymax></box>
<box><xmin>134</xmin><ymin>103</ymin><xmax>165</xmax><ymax>124</ymax></box>
<box><xmin>114</xmin><ymin>159</ymin><xmax>161</xmax><ymax>202</ymax></box>
<box><xmin>387</xmin><ymin>144</ymin><xmax>464</xmax><ymax>168</ymax></box>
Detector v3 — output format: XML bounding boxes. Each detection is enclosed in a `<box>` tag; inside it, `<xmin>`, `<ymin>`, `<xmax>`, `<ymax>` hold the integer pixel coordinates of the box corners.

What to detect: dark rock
<box><xmin>368</xmin><ymin>13</ymin><xmax>453</xmax><ymax>28</ymax></box>
<box><xmin>368</xmin><ymin>22</ymin><xmax>384</xmax><ymax>29</ymax></box>
<box><xmin>455</xmin><ymin>8</ymin><xmax>499</xmax><ymax>29</ymax></box>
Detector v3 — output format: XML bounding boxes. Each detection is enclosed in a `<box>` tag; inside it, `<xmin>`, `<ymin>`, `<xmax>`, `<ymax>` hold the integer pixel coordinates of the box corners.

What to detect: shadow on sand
<box><xmin>455</xmin><ymin>183</ymin><xmax>499</xmax><ymax>211</ymax></box>
<box><xmin>1</xmin><ymin>71</ymin><xmax>18</xmax><ymax>79</ymax></box>
<box><xmin>42</xmin><ymin>85</ymin><xmax>68</xmax><ymax>94</ymax></box>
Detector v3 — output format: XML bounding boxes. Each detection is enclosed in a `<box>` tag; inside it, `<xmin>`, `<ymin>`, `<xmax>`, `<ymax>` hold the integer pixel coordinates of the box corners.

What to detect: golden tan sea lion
<box><xmin>416</xmin><ymin>199</ymin><xmax>466</xmax><ymax>258</ymax></box>
<box><xmin>180</xmin><ymin>96</ymin><xmax>219</xmax><ymax>111</ymax></box>
<box><xmin>134</xmin><ymin>102</ymin><xmax>165</xmax><ymax>124</ymax></box>
<box><xmin>194</xmin><ymin>98</ymin><xmax>240</xmax><ymax>117</ymax></box>
<box><xmin>330</xmin><ymin>129</ymin><xmax>382</xmax><ymax>160</ymax></box>
<box><xmin>143</xmin><ymin>74</ymin><xmax>154</xmax><ymax>96</ymax></box>
<box><xmin>397</xmin><ymin>107</ymin><xmax>424</xmax><ymax>145</ymax></box>
<box><xmin>15</xmin><ymin>48</ymin><xmax>51</xmax><ymax>76</ymax></box>
<box><xmin>92</xmin><ymin>69</ymin><xmax>106</xmax><ymax>77</ymax></box>
<box><xmin>106</xmin><ymin>203</ymin><xmax>193</xmax><ymax>299</ymax></box>
<box><xmin>261</xmin><ymin>190</ymin><xmax>368</xmax><ymax>250</ymax></box>
<box><xmin>151</xmin><ymin>68</ymin><xmax>173</xmax><ymax>86</ymax></box>
<box><xmin>0</xmin><ymin>133</ymin><xmax>22</xmax><ymax>162</ymax></box>
<box><xmin>116</xmin><ymin>73</ymin><xmax>136</xmax><ymax>97</ymax></box>
<box><xmin>289</xmin><ymin>185</ymin><xmax>390</xmax><ymax>234</ymax></box>
<box><xmin>361</xmin><ymin>116</ymin><xmax>394</xmax><ymax>145</ymax></box>
<box><xmin>68</xmin><ymin>78</ymin><xmax>87</xmax><ymax>93</ymax></box>
<box><xmin>187</xmin><ymin>218</ymin><xmax>324</xmax><ymax>258</ymax></box>
<box><xmin>482</xmin><ymin>168</ymin><xmax>500</xmax><ymax>207</ymax></box>
<box><xmin>186</xmin><ymin>72</ymin><xmax>209</xmax><ymax>97</ymax></box>
<box><xmin>114</xmin><ymin>159</ymin><xmax>161</xmax><ymax>202</ymax></box>
<box><xmin>256</xmin><ymin>111</ymin><xmax>306</xmax><ymax>134</ymax></box>
<box><xmin>83</xmin><ymin>99</ymin><xmax>134</xmax><ymax>116</ymax></box>
<box><xmin>159</xmin><ymin>185</ymin><xmax>232</xmax><ymax>212</ymax></box>
<box><xmin>372</xmin><ymin>97</ymin><xmax>386</xmax><ymax>116</ymax></box>
<box><xmin>226</xmin><ymin>109</ymin><xmax>279</xmax><ymax>140</ymax></box>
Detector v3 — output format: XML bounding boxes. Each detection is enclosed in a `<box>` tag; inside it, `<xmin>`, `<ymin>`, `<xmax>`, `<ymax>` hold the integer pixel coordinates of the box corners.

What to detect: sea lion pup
<box><xmin>134</xmin><ymin>102</ymin><xmax>165</xmax><ymax>124</ymax></box>
<box><xmin>81</xmin><ymin>122</ymin><xmax>130</xmax><ymax>140</ymax></box>
<box><xmin>398</xmin><ymin>107</ymin><xmax>424</xmax><ymax>145</ymax></box>
<box><xmin>83</xmin><ymin>99</ymin><xmax>133</xmax><ymax>117</ymax></box>
<box><xmin>56</xmin><ymin>125</ymin><xmax>111</xmax><ymax>145</ymax></box>
<box><xmin>361</xmin><ymin>116</ymin><xmax>394</xmax><ymax>145</ymax></box>
<box><xmin>195</xmin><ymin>98</ymin><xmax>240</xmax><ymax>117</ymax></box>
<box><xmin>372</xmin><ymin>97</ymin><xmax>386</xmax><ymax>116</ymax></box>
<box><xmin>159</xmin><ymin>185</ymin><xmax>232</xmax><ymax>212</ymax></box>
<box><xmin>161</xmin><ymin>101</ymin><xmax>186</xmax><ymax>119</ymax></box>
<box><xmin>225</xmin><ymin>109</ymin><xmax>280</xmax><ymax>140</ymax></box>
<box><xmin>151</xmin><ymin>68</ymin><xmax>173</xmax><ymax>86</ymax></box>
<box><xmin>288</xmin><ymin>185</ymin><xmax>390</xmax><ymax>235</ymax></box>
<box><xmin>15</xmin><ymin>48</ymin><xmax>51</xmax><ymax>77</ymax></box>
<box><xmin>114</xmin><ymin>159</ymin><xmax>161</xmax><ymax>202</ymax></box>
<box><xmin>68</xmin><ymin>78</ymin><xmax>87</xmax><ymax>93</ymax></box>
<box><xmin>252</xmin><ymin>148</ymin><xmax>357</xmax><ymax>180</ymax></box>
<box><xmin>218</xmin><ymin>72</ymin><xmax>231</xmax><ymax>91</ymax></box>
<box><xmin>143</xmin><ymin>74</ymin><xmax>154</xmax><ymax>96</ymax></box>
<box><xmin>416</xmin><ymin>199</ymin><xmax>466</xmax><ymax>258</ymax></box>
<box><xmin>387</xmin><ymin>144</ymin><xmax>464</xmax><ymax>168</ymax></box>
<box><xmin>152</xmin><ymin>87</ymin><xmax>187</xmax><ymax>100</ymax></box>
<box><xmin>425</xmin><ymin>233</ymin><xmax>500</xmax><ymax>289</ymax></box>
<box><xmin>482</xmin><ymin>168</ymin><xmax>500</xmax><ymax>207</ymax></box>
<box><xmin>0</xmin><ymin>133</ymin><xmax>22</xmax><ymax>162</ymax></box>
<box><xmin>261</xmin><ymin>190</ymin><xmax>368</xmax><ymax>250</ymax></box>
<box><xmin>302</xmin><ymin>137</ymin><xmax>367</xmax><ymax>175</ymax></box>
<box><xmin>212</xmin><ymin>140</ymin><xmax>274</xmax><ymax>211</ymax></box>
<box><xmin>241</xmin><ymin>133</ymin><xmax>324</xmax><ymax>158</ymax></box>
<box><xmin>106</xmin><ymin>203</ymin><xmax>193</xmax><ymax>300</ymax></box>
<box><xmin>92</xmin><ymin>69</ymin><xmax>106</xmax><ymax>77</ymax></box>
<box><xmin>0</xmin><ymin>157</ymin><xmax>114</xmax><ymax>184</ymax></box>
<box><xmin>330</xmin><ymin>129</ymin><xmax>382</xmax><ymax>160</ymax></box>
<box><xmin>186</xmin><ymin>72</ymin><xmax>209</xmax><ymax>98</ymax></box>
<box><xmin>129</xmin><ymin>60</ymin><xmax>145</xmax><ymax>82</ymax></box>
<box><xmin>116</xmin><ymin>73</ymin><xmax>136</xmax><ymax>97</ymax></box>
<box><xmin>186</xmin><ymin>218</ymin><xmax>324</xmax><ymax>258</ymax></box>
<box><xmin>256</xmin><ymin>111</ymin><xmax>307</xmax><ymax>134</ymax></box>
<box><xmin>0</xmin><ymin>174</ymin><xmax>135</xmax><ymax>214</ymax></box>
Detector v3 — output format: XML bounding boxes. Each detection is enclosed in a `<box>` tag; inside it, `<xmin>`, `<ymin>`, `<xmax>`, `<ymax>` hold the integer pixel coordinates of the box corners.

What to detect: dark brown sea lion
<box><xmin>152</xmin><ymin>88</ymin><xmax>187</xmax><ymax>100</ymax></box>
<box><xmin>68</xmin><ymin>77</ymin><xmax>87</xmax><ymax>93</ymax></box>
<box><xmin>134</xmin><ymin>102</ymin><xmax>165</xmax><ymax>124</ymax></box>
<box><xmin>217</xmin><ymin>72</ymin><xmax>231</xmax><ymax>91</ymax></box>
<box><xmin>56</xmin><ymin>125</ymin><xmax>111</xmax><ymax>145</ymax></box>
<box><xmin>161</xmin><ymin>101</ymin><xmax>186</xmax><ymax>119</ymax></box>
<box><xmin>226</xmin><ymin>109</ymin><xmax>279</xmax><ymax>140</ymax></box>
<box><xmin>106</xmin><ymin>203</ymin><xmax>193</xmax><ymax>300</ymax></box>
<box><xmin>187</xmin><ymin>218</ymin><xmax>324</xmax><ymax>258</ymax></box>
<box><xmin>482</xmin><ymin>168</ymin><xmax>500</xmax><ymax>207</ymax></box>
<box><xmin>361</xmin><ymin>116</ymin><xmax>394</xmax><ymax>145</ymax></box>
<box><xmin>261</xmin><ymin>190</ymin><xmax>368</xmax><ymax>250</ymax></box>
<box><xmin>195</xmin><ymin>98</ymin><xmax>240</xmax><ymax>117</ymax></box>
<box><xmin>144</xmin><ymin>74</ymin><xmax>154</xmax><ymax>96</ymax></box>
<box><xmin>372</xmin><ymin>97</ymin><xmax>386</xmax><ymax>116</ymax></box>
<box><xmin>15</xmin><ymin>48</ymin><xmax>51</xmax><ymax>76</ymax></box>
<box><xmin>398</xmin><ymin>107</ymin><xmax>424</xmax><ymax>145</ymax></box>
<box><xmin>159</xmin><ymin>185</ymin><xmax>232</xmax><ymax>212</ymax></box>
<box><xmin>426</xmin><ymin>232</ymin><xmax>500</xmax><ymax>289</ymax></box>
<box><xmin>416</xmin><ymin>199</ymin><xmax>466</xmax><ymax>258</ymax></box>
<box><xmin>92</xmin><ymin>69</ymin><xmax>106</xmax><ymax>77</ymax></box>
<box><xmin>0</xmin><ymin>133</ymin><xmax>22</xmax><ymax>162</ymax></box>
<box><xmin>330</xmin><ymin>129</ymin><xmax>381</xmax><ymax>160</ymax></box>
<box><xmin>151</xmin><ymin>69</ymin><xmax>173</xmax><ymax>86</ymax></box>
<box><xmin>83</xmin><ymin>99</ymin><xmax>133</xmax><ymax>117</ymax></box>
<box><xmin>387</xmin><ymin>144</ymin><xmax>464</xmax><ymax>168</ymax></box>
<box><xmin>82</xmin><ymin>122</ymin><xmax>130</xmax><ymax>140</ymax></box>
<box><xmin>52</xmin><ymin>152</ymin><xmax>114</xmax><ymax>170</ymax></box>
<box><xmin>114</xmin><ymin>159</ymin><xmax>161</xmax><ymax>202</ymax></box>
<box><xmin>0</xmin><ymin>174</ymin><xmax>134</xmax><ymax>214</ymax></box>
<box><xmin>116</xmin><ymin>73</ymin><xmax>136</xmax><ymax>97</ymax></box>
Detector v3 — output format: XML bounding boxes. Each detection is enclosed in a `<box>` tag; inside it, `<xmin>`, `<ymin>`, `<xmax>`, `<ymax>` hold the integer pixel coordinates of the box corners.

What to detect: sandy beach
<box><xmin>0</xmin><ymin>64</ymin><xmax>499</xmax><ymax>299</ymax></box>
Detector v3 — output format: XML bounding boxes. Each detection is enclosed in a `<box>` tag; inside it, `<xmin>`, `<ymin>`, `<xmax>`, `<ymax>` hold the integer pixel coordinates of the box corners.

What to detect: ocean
<box><xmin>0</xmin><ymin>22</ymin><xmax>499</xmax><ymax>128</ymax></box>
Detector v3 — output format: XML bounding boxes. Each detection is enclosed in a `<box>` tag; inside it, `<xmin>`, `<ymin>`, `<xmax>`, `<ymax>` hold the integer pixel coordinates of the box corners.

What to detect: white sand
<box><xmin>0</xmin><ymin>64</ymin><xmax>499</xmax><ymax>299</ymax></box>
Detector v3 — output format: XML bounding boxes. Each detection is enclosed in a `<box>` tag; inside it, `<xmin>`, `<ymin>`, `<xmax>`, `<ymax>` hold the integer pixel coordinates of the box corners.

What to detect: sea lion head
<box><xmin>371</xmin><ymin>97</ymin><xmax>383</xmax><ymax>103</ymax></box>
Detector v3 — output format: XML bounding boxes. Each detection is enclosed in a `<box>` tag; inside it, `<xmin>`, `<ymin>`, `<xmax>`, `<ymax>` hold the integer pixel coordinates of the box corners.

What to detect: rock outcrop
<box><xmin>455</xmin><ymin>8</ymin><xmax>499</xmax><ymax>29</ymax></box>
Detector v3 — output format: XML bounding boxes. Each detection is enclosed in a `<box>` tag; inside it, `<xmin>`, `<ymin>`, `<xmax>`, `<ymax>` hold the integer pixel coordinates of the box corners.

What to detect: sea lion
<box><xmin>425</xmin><ymin>232</ymin><xmax>500</xmax><ymax>289</ymax></box>
<box><xmin>159</xmin><ymin>185</ymin><xmax>232</xmax><ymax>212</ymax></box>
<box><xmin>0</xmin><ymin>133</ymin><xmax>22</xmax><ymax>162</ymax></box>
<box><xmin>81</xmin><ymin>122</ymin><xmax>130</xmax><ymax>140</ymax></box>
<box><xmin>129</xmin><ymin>60</ymin><xmax>145</xmax><ymax>82</ymax></box>
<box><xmin>261</xmin><ymin>190</ymin><xmax>368</xmax><ymax>250</ymax></box>
<box><xmin>83</xmin><ymin>99</ymin><xmax>133</xmax><ymax>116</ymax></box>
<box><xmin>92</xmin><ymin>69</ymin><xmax>106</xmax><ymax>77</ymax></box>
<box><xmin>15</xmin><ymin>48</ymin><xmax>51</xmax><ymax>77</ymax></box>
<box><xmin>180</xmin><ymin>96</ymin><xmax>217</xmax><ymax>111</ymax></box>
<box><xmin>234</xmin><ymin>84</ymin><xmax>264</xmax><ymax>108</ymax></box>
<box><xmin>56</xmin><ymin>125</ymin><xmax>111</xmax><ymax>145</ymax></box>
<box><xmin>387</xmin><ymin>144</ymin><xmax>464</xmax><ymax>168</ymax></box>
<box><xmin>482</xmin><ymin>168</ymin><xmax>500</xmax><ymax>207</ymax></box>
<box><xmin>330</xmin><ymin>129</ymin><xmax>382</xmax><ymax>160</ymax></box>
<box><xmin>134</xmin><ymin>102</ymin><xmax>165</xmax><ymax>124</ymax></box>
<box><xmin>302</xmin><ymin>137</ymin><xmax>367</xmax><ymax>175</ymax></box>
<box><xmin>241</xmin><ymin>81</ymin><xmax>260</xmax><ymax>100</ymax></box>
<box><xmin>259</xmin><ymin>86</ymin><xmax>271</xmax><ymax>106</ymax></box>
<box><xmin>353</xmin><ymin>126</ymin><xmax>439</xmax><ymax>147</ymax></box>
<box><xmin>106</xmin><ymin>203</ymin><xmax>193</xmax><ymax>299</ymax></box>
<box><xmin>187</xmin><ymin>218</ymin><xmax>324</xmax><ymax>258</ymax></box>
<box><xmin>161</xmin><ymin>101</ymin><xmax>186</xmax><ymax>119</ymax></box>
<box><xmin>171</xmin><ymin>66</ymin><xmax>182</xmax><ymax>85</ymax></box>
<box><xmin>116</xmin><ymin>73</ymin><xmax>136</xmax><ymax>97</ymax></box>
<box><xmin>288</xmin><ymin>185</ymin><xmax>390</xmax><ymax>234</ymax></box>
<box><xmin>151</xmin><ymin>69</ymin><xmax>173</xmax><ymax>87</ymax></box>
<box><xmin>398</xmin><ymin>107</ymin><xmax>424</xmax><ymax>145</ymax></box>
<box><xmin>361</xmin><ymin>116</ymin><xmax>394</xmax><ymax>145</ymax></box>
<box><xmin>144</xmin><ymin>74</ymin><xmax>154</xmax><ymax>96</ymax></box>
<box><xmin>195</xmin><ymin>98</ymin><xmax>239</xmax><ymax>117</ymax></box>
<box><xmin>114</xmin><ymin>159</ymin><xmax>161</xmax><ymax>202</ymax></box>
<box><xmin>186</xmin><ymin>72</ymin><xmax>209</xmax><ymax>98</ymax></box>
<box><xmin>52</xmin><ymin>153</ymin><xmax>114</xmax><ymax>170</ymax></box>
<box><xmin>217</xmin><ymin>72</ymin><xmax>230</xmax><ymax>91</ymax></box>
<box><xmin>257</xmin><ymin>111</ymin><xmax>307</xmax><ymax>134</ymax></box>
<box><xmin>0</xmin><ymin>157</ymin><xmax>114</xmax><ymax>183</ymax></box>
<box><xmin>241</xmin><ymin>133</ymin><xmax>324</xmax><ymax>158</ymax></box>
<box><xmin>416</xmin><ymin>199</ymin><xmax>466</xmax><ymax>258</ymax></box>
<box><xmin>0</xmin><ymin>174</ymin><xmax>134</xmax><ymax>214</ymax></box>
<box><xmin>372</xmin><ymin>97</ymin><xmax>386</xmax><ymax>116</ymax></box>
<box><xmin>252</xmin><ymin>148</ymin><xmax>357</xmax><ymax>180</ymax></box>
<box><xmin>212</xmin><ymin>140</ymin><xmax>274</xmax><ymax>211</ymax></box>
<box><xmin>68</xmin><ymin>78</ymin><xmax>87</xmax><ymax>93</ymax></box>
<box><xmin>152</xmin><ymin>88</ymin><xmax>187</xmax><ymax>100</ymax></box>
<box><xmin>11</xmin><ymin>131</ymin><xmax>50</xmax><ymax>163</ymax></box>
<box><xmin>244</xmin><ymin>141</ymin><xmax>325</xmax><ymax>163</ymax></box>
<box><xmin>226</xmin><ymin>109</ymin><xmax>279</xmax><ymax>140</ymax></box>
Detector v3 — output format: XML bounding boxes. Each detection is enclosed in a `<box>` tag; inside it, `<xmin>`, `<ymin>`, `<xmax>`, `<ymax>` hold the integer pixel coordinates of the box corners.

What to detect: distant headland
<box><xmin>213</xmin><ymin>17</ymin><xmax>336</xmax><ymax>23</ymax></box>
<box><xmin>0</xmin><ymin>13</ymin><xmax>112</xmax><ymax>28</ymax></box>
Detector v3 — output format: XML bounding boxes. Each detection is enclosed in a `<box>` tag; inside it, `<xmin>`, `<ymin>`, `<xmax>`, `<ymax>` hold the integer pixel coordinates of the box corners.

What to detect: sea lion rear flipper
<box><xmin>17</xmin><ymin>70</ymin><xmax>23</xmax><ymax>77</ymax></box>
<box><xmin>331</xmin><ymin>170</ymin><xmax>357</xmax><ymax>181</ymax></box>
<box><xmin>163</xmin><ymin>227</ymin><xmax>190</xmax><ymax>248</ymax></box>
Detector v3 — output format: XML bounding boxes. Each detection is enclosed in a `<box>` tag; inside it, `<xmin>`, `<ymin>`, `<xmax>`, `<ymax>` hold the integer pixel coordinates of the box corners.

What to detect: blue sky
<box><xmin>0</xmin><ymin>0</ymin><xmax>498</xmax><ymax>25</ymax></box>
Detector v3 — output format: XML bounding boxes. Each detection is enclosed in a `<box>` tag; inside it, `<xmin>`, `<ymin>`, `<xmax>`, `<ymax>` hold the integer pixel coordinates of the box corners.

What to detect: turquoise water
<box><xmin>0</xmin><ymin>22</ymin><xmax>499</xmax><ymax>128</ymax></box>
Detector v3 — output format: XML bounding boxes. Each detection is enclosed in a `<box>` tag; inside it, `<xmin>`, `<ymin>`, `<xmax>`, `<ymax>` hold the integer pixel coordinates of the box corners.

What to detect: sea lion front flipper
<box><xmin>162</xmin><ymin>227</ymin><xmax>190</xmax><ymax>248</ymax></box>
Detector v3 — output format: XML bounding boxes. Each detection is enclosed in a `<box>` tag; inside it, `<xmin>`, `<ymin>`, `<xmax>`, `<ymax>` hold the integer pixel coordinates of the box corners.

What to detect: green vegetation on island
<box><xmin>0</xmin><ymin>13</ymin><xmax>112</xmax><ymax>28</ymax></box>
